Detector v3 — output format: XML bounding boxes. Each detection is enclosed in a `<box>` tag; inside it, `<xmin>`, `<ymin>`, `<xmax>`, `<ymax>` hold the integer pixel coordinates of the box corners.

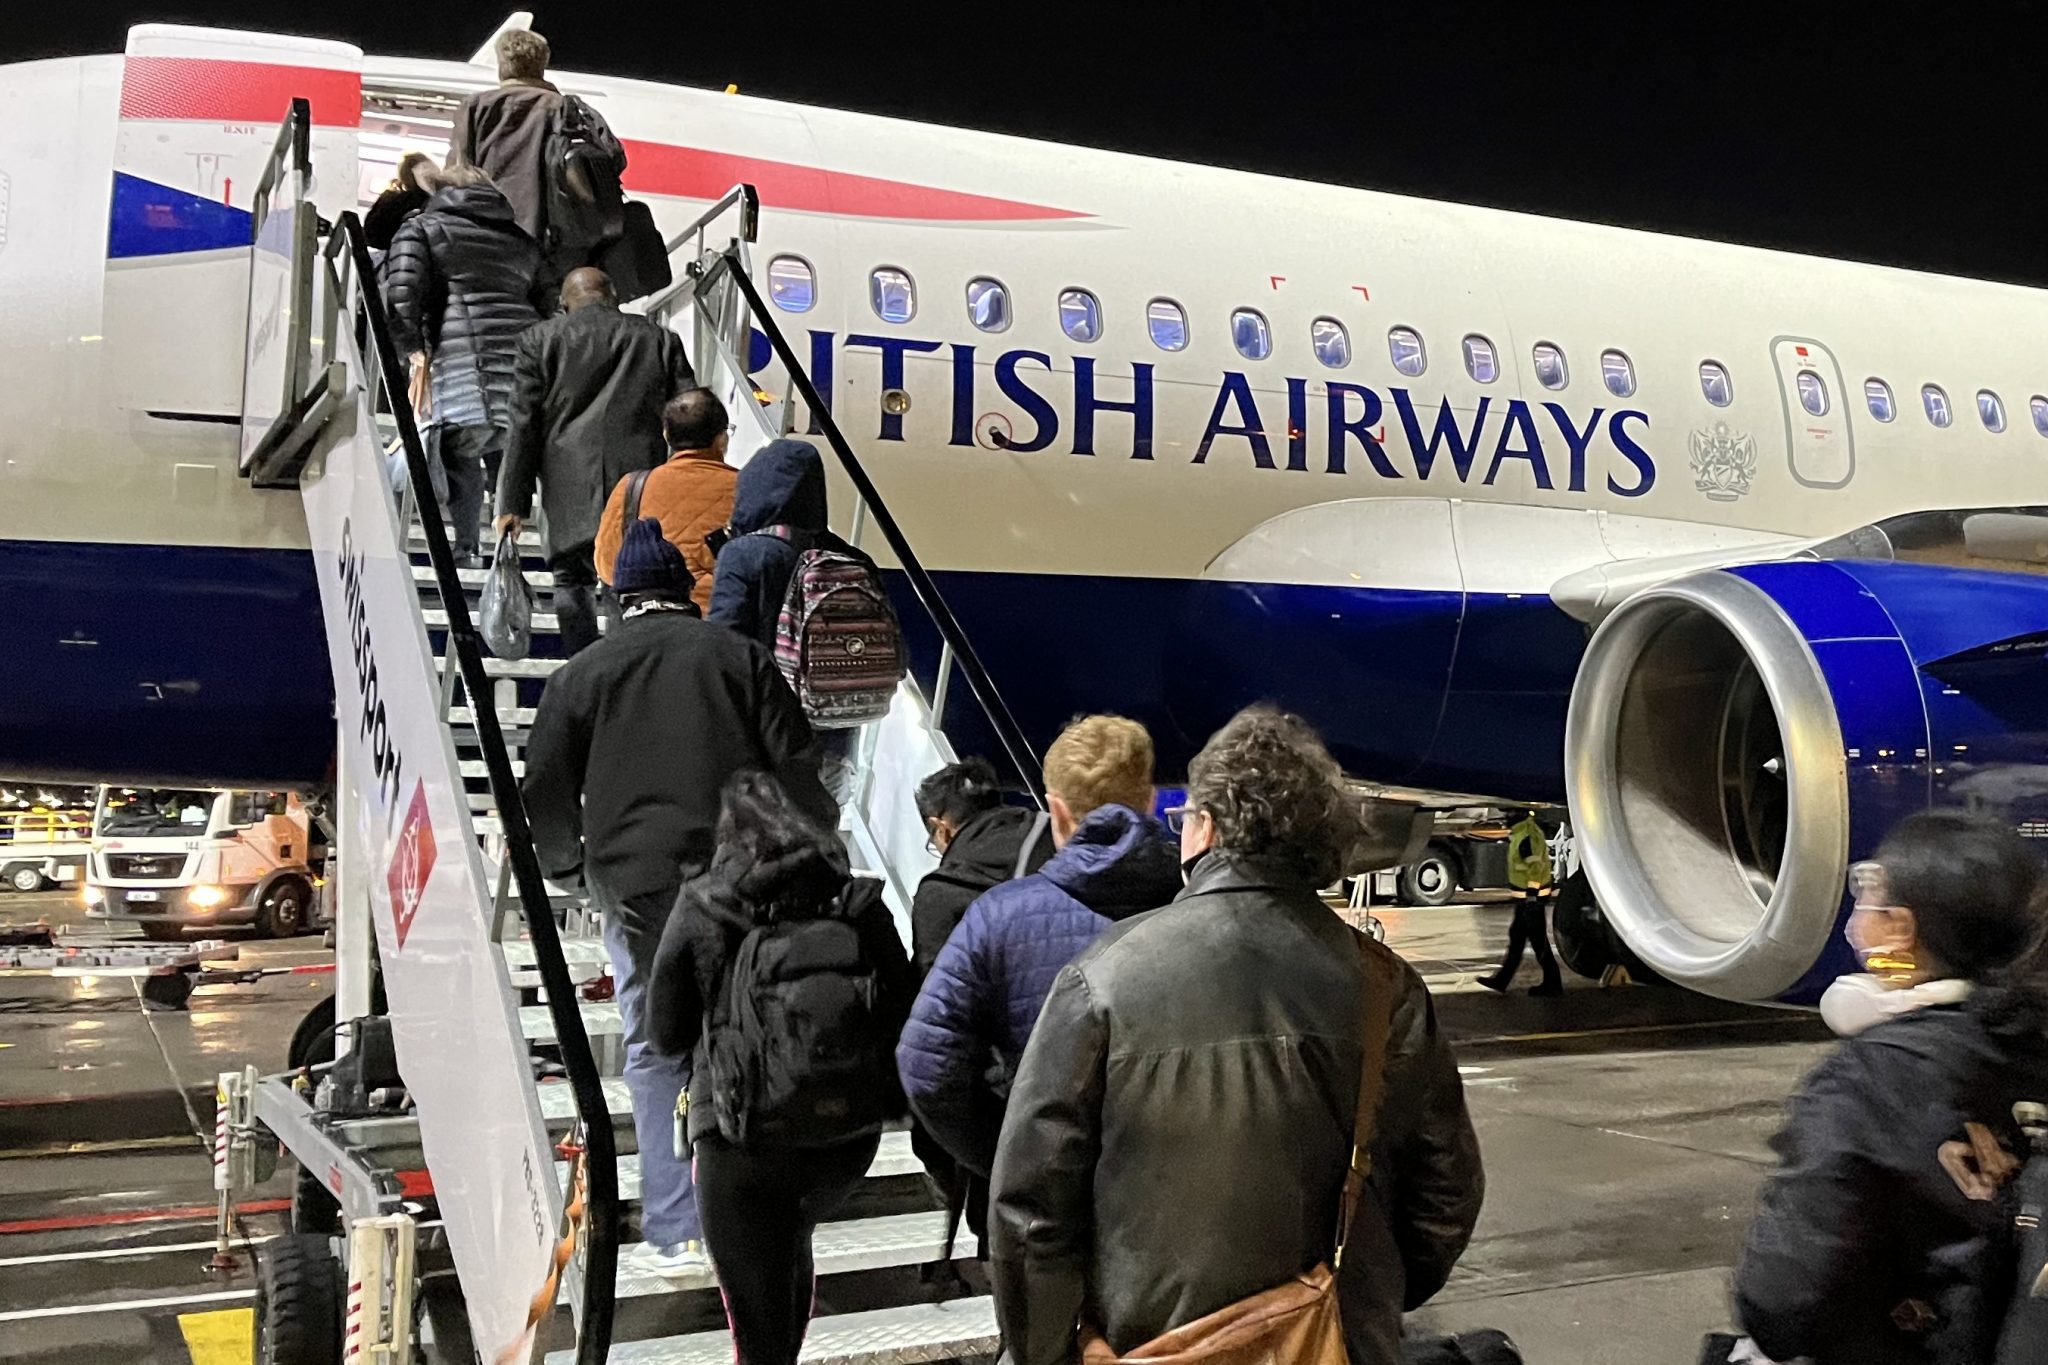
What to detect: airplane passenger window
<box><xmin>1148</xmin><ymin>299</ymin><xmax>1189</xmax><ymax>351</ymax></box>
<box><xmin>1232</xmin><ymin>309</ymin><xmax>1273</xmax><ymax>361</ymax></box>
<box><xmin>768</xmin><ymin>255</ymin><xmax>815</xmax><ymax>313</ymax></box>
<box><xmin>1923</xmin><ymin>384</ymin><xmax>1953</xmax><ymax>428</ymax></box>
<box><xmin>1698</xmin><ymin>361</ymin><xmax>1733</xmax><ymax>407</ymax></box>
<box><xmin>2032</xmin><ymin>396</ymin><xmax>2048</xmax><ymax>436</ymax></box>
<box><xmin>1865</xmin><ymin>378</ymin><xmax>1896</xmax><ymax>422</ymax></box>
<box><xmin>1388</xmin><ymin>327</ymin><xmax>1427</xmax><ymax>377</ymax></box>
<box><xmin>1060</xmin><ymin>289</ymin><xmax>1102</xmax><ymax>343</ymax></box>
<box><xmin>1310</xmin><ymin>317</ymin><xmax>1350</xmax><ymax>368</ymax></box>
<box><xmin>1462</xmin><ymin>335</ymin><xmax>1499</xmax><ymax>383</ymax></box>
<box><xmin>1978</xmin><ymin>390</ymin><xmax>2007</xmax><ymax>432</ymax></box>
<box><xmin>1532</xmin><ymin>342</ymin><xmax>1568</xmax><ymax>390</ymax></box>
<box><xmin>1796</xmin><ymin>371</ymin><xmax>1830</xmax><ymax>417</ymax></box>
<box><xmin>870</xmin><ymin>267</ymin><xmax>916</xmax><ymax>323</ymax></box>
<box><xmin>966</xmin><ymin>277</ymin><xmax>1010</xmax><ymax>332</ymax></box>
<box><xmin>1601</xmin><ymin>349</ymin><xmax>1636</xmax><ymax>398</ymax></box>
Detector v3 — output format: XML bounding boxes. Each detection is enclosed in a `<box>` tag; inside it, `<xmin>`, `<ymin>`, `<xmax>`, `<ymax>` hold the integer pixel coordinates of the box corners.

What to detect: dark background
<box><xmin>17</xmin><ymin>2</ymin><xmax>2048</xmax><ymax>284</ymax></box>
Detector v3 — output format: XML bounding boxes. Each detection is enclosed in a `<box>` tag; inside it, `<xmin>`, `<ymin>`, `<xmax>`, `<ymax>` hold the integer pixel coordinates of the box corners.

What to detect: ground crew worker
<box><xmin>1479</xmin><ymin>809</ymin><xmax>1562</xmax><ymax>996</ymax></box>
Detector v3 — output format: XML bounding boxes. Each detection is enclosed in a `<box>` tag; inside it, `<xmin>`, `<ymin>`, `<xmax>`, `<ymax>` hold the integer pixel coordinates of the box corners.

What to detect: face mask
<box><xmin>1819</xmin><ymin>973</ymin><xmax>1973</xmax><ymax>1038</ymax></box>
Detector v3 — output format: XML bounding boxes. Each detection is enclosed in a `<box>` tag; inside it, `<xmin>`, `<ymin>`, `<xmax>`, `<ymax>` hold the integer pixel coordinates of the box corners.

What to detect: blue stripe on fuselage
<box><xmin>0</xmin><ymin>539</ymin><xmax>331</xmax><ymax>786</ymax></box>
<box><xmin>107</xmin><ymin>172</ymin><xmax>253</xmax><ymax>259</ymax></box>
<box><xmin>891</xmin><ymin>570</ymin><xmax>1584</xmax><ymax>797</ymax></box>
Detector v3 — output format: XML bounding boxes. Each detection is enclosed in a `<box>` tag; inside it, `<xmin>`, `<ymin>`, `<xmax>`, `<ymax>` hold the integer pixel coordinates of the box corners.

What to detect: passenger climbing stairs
<box><xmin>241</xmin><ymin>99</ymin><xmax>1036</xmax><ymax>1364</ymax></box>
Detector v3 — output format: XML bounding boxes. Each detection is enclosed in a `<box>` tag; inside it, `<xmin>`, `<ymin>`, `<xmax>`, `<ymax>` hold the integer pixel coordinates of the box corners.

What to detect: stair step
<box><xmin>520</xmin><ymin>1000</ymin><xmax>623</xmax><ymax>1042</ymax></box>
<box><xmin>566</xmin><ymin>1131</ymin><xmax>920</xmax><ymax>1202</ymax></box>
<box><xmin>413</xmin><ymin>562</ymin><xmax>554</xmax><ymax>590</ymax></box>
<box><xmin>436</xmin><ymin>655</ymin><xmax>567</xmax><ymax>681</ymax></box>
<box><xmin>459</xmin><ymin>759</ymin><xmax>526</xmax><ymax>780</ymax></box>
<box><xmin>449</xmin><ymin>706</ymin><xmax>538</xmax><ymax>729</ymax></box>
<box><xmin>535</xmin><ymin>1076</ymin><xmax>633</xmax><ymax>1122</ymax></box>
<box><xmin>608</xmin><ymin>1210</ymin><xmax>976</xmax><ymax>1301</ymax></box>
<box><xmin>410</xmin><ymin>527</ymin><xmax>545</xmax><ymax>552</ymax></box>
<box><xmin>502</xmin><ymin>937</ymin><xmax>609</xmax><ymax>969</ymax></box>
<box><xmin>425</xmin><ymin>607</ymin><xmax>561</xmax><ymax>633</ymax></box>
<box><xmin>547</xmin><ymin>1297</ymin><xmax>999</xmax><ymax>1365</ymax></box>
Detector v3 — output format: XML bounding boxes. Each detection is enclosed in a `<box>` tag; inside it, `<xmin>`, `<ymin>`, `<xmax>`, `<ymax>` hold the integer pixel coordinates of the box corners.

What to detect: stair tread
<box><xmin>520</xmin><ymin>1000</ymin><xmax>623</xmax><ymax>1041</ymax></box>
<box><xmin>435</xmin><ymin>655</ymin><xmax>567</xmax><ymax>680</ymax></box>
<box><xmin>450</xmin><ymin>707</ymin><xmax>538</xmax><ymax>728</ymax></box>
<box><xmin>535</xmin><ymin>1075</ymin><xmax>633</xmax><ymax>1121</ymax></box>
<box><xmin>611</xmin><ymin>1208</ymin><xmax>975</xmax><ymax>1300</ymax></box>
<box><xmin>458</xmin><ymin>759</ymin><xmax>526</xmax><ymax>779</ymax></box>
<box><xmin>501</xmin><ymin>937</ymin><xmax>609</xmax><ymax>968</ymax></box>
<box><xmin>425</xmin><ymin>607</ymin><xmax>561</xmax><ymax>633</ymax></box>
<box><xmin>547</xmin><ymin>1296</ymin><xmax>998</xmax><ymax>1365</ymax></box>
<box><xmin>565</xmin><ymin>1132</ymin><xmax>919</xmax><ymax>1203</ymax></box>
<box><xmin>412</xmin><ymin>562</ymin><xmax>554</xmax><ymax>589</ymax></box>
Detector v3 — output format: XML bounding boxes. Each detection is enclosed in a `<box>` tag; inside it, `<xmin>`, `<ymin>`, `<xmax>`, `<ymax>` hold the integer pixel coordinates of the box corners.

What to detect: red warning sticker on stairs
<box><xmin>387</xmin><ymin>780</ymin><xmax>436</xmax><ymax>950</ymax></box>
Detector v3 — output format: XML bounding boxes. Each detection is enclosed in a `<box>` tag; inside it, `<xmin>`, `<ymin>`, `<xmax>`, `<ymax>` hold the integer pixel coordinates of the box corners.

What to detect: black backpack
<box><xmin>1997</xmin><ymin>1102</ymin><xmax>2048</xmax><ymax>1363</ymax></box>
<box><xmin>708</xmin><ymin>909</ymin><xmax>892</xmax><ymax>1148</ymax></box>
<box><xmin>543</xmin><ymin>94</ymin><xmax>626</xmax><ymax>255</ymax></box>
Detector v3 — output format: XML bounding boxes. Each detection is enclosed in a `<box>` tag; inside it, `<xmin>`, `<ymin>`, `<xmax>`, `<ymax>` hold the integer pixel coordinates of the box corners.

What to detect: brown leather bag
<box><xmin>1077</xmin><ymin>930</ymin><xmax>1398</xmax><ymax>1365</ymax></box>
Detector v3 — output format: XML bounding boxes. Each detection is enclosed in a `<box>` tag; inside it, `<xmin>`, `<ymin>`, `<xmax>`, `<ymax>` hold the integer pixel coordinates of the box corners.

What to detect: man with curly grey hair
<box><xmin>989</xmin><ymin>706</ymin><xmax>1484</xmax><ymax>1365</ymax></box>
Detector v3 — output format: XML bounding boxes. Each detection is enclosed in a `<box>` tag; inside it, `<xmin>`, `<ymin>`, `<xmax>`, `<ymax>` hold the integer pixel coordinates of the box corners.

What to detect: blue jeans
<box><xmin>599</xmin><ymin>887</ymin><xmax>700</xmax><ymax>1246</ymax></box>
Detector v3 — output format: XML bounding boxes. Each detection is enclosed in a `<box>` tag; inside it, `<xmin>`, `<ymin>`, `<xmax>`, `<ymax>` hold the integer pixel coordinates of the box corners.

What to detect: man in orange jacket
<box><xmin>594</xmin><ymin>389</ymin><xmax>737</xmax><ymax>617</ymax></box>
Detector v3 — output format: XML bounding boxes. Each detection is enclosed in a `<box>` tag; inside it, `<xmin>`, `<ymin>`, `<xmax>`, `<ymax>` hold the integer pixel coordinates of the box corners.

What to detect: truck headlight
<box><xmin>81</xmin><ymin>884</ymin><xmax>103</xmax><ymax>907</ymax></box>
<box><xmin>187</xmin><ymin>884</ymin><xmax>229</xmax><ymax>909</ymax></box>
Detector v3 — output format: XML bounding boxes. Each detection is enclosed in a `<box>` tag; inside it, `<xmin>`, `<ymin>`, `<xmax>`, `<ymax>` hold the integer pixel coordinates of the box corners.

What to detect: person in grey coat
<box><xmin>381</xmin><ymin>164</ymin><xmax>540</xmax><ymax>561</ymax></box>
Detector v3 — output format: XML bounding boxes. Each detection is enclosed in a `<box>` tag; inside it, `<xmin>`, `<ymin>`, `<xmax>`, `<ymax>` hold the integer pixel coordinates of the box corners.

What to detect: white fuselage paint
<box><xmin>4</xmin><ymin>42</ymin><xmax>2044</xmax><ymax>596</ymax></box>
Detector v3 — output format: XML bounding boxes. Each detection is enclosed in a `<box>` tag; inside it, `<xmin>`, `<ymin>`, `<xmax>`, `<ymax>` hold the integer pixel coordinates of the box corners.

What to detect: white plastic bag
<box><xmin>478</xmin><ymin>532</ymin><xmax>533</xmax><ymax>660</ymax></box>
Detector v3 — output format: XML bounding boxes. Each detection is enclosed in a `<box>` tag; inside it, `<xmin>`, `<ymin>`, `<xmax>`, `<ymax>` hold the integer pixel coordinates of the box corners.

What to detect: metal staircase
<box><xmin>238</xmin><ymin>99</ymin><xmax>1035</xmax><ymax>1364</ymax></box>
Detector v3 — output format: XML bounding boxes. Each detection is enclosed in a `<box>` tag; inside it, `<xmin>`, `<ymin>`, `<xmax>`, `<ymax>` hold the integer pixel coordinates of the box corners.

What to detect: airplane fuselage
<box><xmin>4</xmin><ymin>31</ymin><xmax>2045</xmax><ymax>792</ymax></box>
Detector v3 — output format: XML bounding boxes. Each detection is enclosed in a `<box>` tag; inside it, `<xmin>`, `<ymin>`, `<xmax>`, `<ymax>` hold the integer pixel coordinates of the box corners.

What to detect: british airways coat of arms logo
<box><xmin>1689</xmin><ymin>422</ymin><xmax>1758</xmax><ymax>502</ymax></box>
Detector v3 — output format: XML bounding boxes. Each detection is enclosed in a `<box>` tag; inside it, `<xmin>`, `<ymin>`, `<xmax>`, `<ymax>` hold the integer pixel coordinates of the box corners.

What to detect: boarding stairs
<box><xmin>239</xmin><ymin>100</ymin><xmax>1039</xmax><ymax>1363</ymax></box>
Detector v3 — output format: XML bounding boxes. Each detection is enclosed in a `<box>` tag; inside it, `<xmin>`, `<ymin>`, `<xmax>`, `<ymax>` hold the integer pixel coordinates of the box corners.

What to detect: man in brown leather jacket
<box><xmin>990</xmin><ymin>707</ymin><xmax>1484</xmax><ymax>1365</ymax></box>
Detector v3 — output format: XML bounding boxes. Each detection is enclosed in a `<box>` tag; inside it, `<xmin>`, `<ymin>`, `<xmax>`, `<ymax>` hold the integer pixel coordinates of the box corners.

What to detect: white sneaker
<box><xmin>631</xmin><ymin>1239</ymin><xmax>712</xmax><ymax>1279</ymax></box>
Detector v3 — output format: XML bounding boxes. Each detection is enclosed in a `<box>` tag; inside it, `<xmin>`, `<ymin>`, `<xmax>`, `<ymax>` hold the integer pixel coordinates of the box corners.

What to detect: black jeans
<box><xmin>694</xmin><ymin>1132</ymin><xmax>879</xmax><ymax>1365</ymax></box>
<box><xmin>549</xmin><ymin>544</ymin><xmax>603</xmax><ymax>657</ymax></box>
<box><xmin>428</xmin><ymin>423</ymin><xmax>503</xmax><ymax>558</ymax></box>
<box><xmin>1492</xmin><ymin>888</ymin><xmax>1561</xmax><ymax>988</ymax></box>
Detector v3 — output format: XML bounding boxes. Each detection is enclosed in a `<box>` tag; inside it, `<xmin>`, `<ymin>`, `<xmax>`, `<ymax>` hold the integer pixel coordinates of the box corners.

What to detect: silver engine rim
<box><xmin>1564</xmin><ymin>572</ymin><xmax>1851</xmax><ymax>999</ymax></box>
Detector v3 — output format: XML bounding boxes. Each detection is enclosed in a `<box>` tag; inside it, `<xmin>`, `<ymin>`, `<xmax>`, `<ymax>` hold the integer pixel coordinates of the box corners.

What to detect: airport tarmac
<box><xmin>0</xmin><ymin>890</ymin><xmax>1834</xmax><ymax>1364</ymax></box>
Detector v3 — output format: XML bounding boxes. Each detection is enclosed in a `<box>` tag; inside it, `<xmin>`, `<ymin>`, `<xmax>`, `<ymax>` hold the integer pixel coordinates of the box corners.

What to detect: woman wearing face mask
<box><xmin>1733</xmin><ymin>809</ymin><xmax>2048</xmax><ymax>1365</ymax></box>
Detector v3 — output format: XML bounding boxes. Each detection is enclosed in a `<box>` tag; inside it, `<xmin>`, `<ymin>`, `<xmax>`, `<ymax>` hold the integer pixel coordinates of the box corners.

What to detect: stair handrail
<box><xmin>328</xmin><ymin>211</ymin><xmax>620</xmax><ymax>1363</ymax></box>
<box><xmin>694</xmin><ymin>229</ymin><xmax>1046</xmax><ymax>797</ymax></box>
<box><xmin>637</xmin><ymin>183</ymin><xmax>761</xmax><ymax>320</ymax></box>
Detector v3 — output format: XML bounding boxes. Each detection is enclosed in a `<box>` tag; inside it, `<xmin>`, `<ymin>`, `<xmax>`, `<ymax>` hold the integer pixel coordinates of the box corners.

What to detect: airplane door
<box><xmin>1771</xmin><ymin>336</ymin><xmax>1855</xmax><ymax>489</ymax></box>
<box><xmin>105</xmin><ymin>25</ymin><xmax>360</xmax><ymax>418</ymax></box>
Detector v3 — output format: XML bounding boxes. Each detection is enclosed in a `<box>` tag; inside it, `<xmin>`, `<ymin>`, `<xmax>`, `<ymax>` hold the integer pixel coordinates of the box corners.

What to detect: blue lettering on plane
<box><xmin>754</xmin><ymin>330</ymin><xmax>1657</xmax><ymax>496</ymax></box>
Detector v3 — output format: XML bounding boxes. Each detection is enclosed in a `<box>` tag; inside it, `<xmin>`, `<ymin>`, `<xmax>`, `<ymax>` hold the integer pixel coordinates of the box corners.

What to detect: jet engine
<box><xmin>1565</xmin><ymin>556</ymin><xmax>2048</xmax><ymax>1003</ymax></box>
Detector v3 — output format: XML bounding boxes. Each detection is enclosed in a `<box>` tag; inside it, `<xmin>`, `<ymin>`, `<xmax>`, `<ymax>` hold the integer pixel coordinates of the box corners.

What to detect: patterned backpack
<box><xmin>761</xmin><ymin>529</ymin><xmax>906</xmax><ymax>728</ymax></box>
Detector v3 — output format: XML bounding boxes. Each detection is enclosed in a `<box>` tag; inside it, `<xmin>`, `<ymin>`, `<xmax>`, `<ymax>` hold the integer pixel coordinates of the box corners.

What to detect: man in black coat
<box><xmin>523</xmin><ymin>517</ymin><xmax>837</xmax><ymax>1278</ymax></box>
<box><xmin>381</xmin><ymin>165</ymin><xmax>540</xmax><ymax>563</ymax></box>
<box><xmin>495</xmin><ymin>267</ymin><xmax>693</xmax><ymax>654</ymax></box>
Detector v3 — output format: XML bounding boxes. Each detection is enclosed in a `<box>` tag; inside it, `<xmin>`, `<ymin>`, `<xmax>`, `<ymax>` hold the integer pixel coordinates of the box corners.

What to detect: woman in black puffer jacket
<box><xmin>381</xmin><ymin>164</ymin><xmax>540</xmax><ymax>560</ymax></box>
<box><xmin>1735</xmin><ymin>810</ymin><xmax>2048</xmax><ymax>1365</ymax></box>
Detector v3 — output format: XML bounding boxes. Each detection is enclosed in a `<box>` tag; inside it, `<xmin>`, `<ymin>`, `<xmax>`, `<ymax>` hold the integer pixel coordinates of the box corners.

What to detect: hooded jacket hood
<box><xmin>1038</xmin><ymin>804</ymin><xmax>1182</xmax><ymax>923</ymax></box>
<box><xmin>698</xmin><ymin>833</ymin><xmax>851</xmax><ymax>933</ymax></box>
<box><xmin>427</xmin><ymin>182</ymin><xmax>521</xmax><ymax>231</ymax></box>
<box><xmin>928</xmin><ymin>806</ymin><xmax>1040</xmax><ymax>896</ymax></box>
<box><xmin>731</xmin><ymin>438</ymin><xmax>828</xmax><ymax>534</ymax></box>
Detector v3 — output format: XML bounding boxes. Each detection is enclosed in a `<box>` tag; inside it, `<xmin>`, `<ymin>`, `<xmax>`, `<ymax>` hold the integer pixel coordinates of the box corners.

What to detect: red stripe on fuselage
<box><xmin>119</xmin><ymin>56</ymin><xmax>361</xmax><ymax>128</ymax></box>
<box><xmin>620</xmin><ymin>141</ymin><xmax>1087</xmax><ymax>223</ymax></box>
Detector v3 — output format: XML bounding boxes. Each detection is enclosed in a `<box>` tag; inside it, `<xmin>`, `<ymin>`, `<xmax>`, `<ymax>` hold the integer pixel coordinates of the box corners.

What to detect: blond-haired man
<box><xmin>896</xmin><ymin>716</ymin><xmax>1183</xmax><ymax>1203</ymax></box>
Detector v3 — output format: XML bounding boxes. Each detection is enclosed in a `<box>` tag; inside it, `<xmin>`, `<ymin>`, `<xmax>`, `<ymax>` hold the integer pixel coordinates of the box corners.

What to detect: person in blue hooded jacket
<box><xmin>895</xmin><ymin>716</ymin><xmax>1183</xmax><ymax>1187</ymax></box>
<box><xmin>708</xmin><ymin>437</ymin><xmax>862</xmax><ymax>794</ymax></box>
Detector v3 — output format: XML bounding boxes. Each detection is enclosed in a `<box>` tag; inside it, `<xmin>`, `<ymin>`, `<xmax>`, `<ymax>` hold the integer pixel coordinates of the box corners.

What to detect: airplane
<box><xmin>3</xmin><ymin>19</ymin><xmax>2046</xmax><ymax>1007</ymax></box>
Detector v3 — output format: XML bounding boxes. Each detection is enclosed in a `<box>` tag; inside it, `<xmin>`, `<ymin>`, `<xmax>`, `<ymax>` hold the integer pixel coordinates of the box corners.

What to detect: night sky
<box><xmin>18</xmin><ymin>2</ymin><xmax>2048</xmax><ymax>286</ymax></box>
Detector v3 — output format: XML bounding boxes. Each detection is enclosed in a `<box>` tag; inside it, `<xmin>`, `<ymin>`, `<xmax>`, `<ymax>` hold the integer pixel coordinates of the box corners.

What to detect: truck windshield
<box><xmin>96</xmin><ymin>789</ymin><xmax>213</xmax><ymax>837</ymax></box>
